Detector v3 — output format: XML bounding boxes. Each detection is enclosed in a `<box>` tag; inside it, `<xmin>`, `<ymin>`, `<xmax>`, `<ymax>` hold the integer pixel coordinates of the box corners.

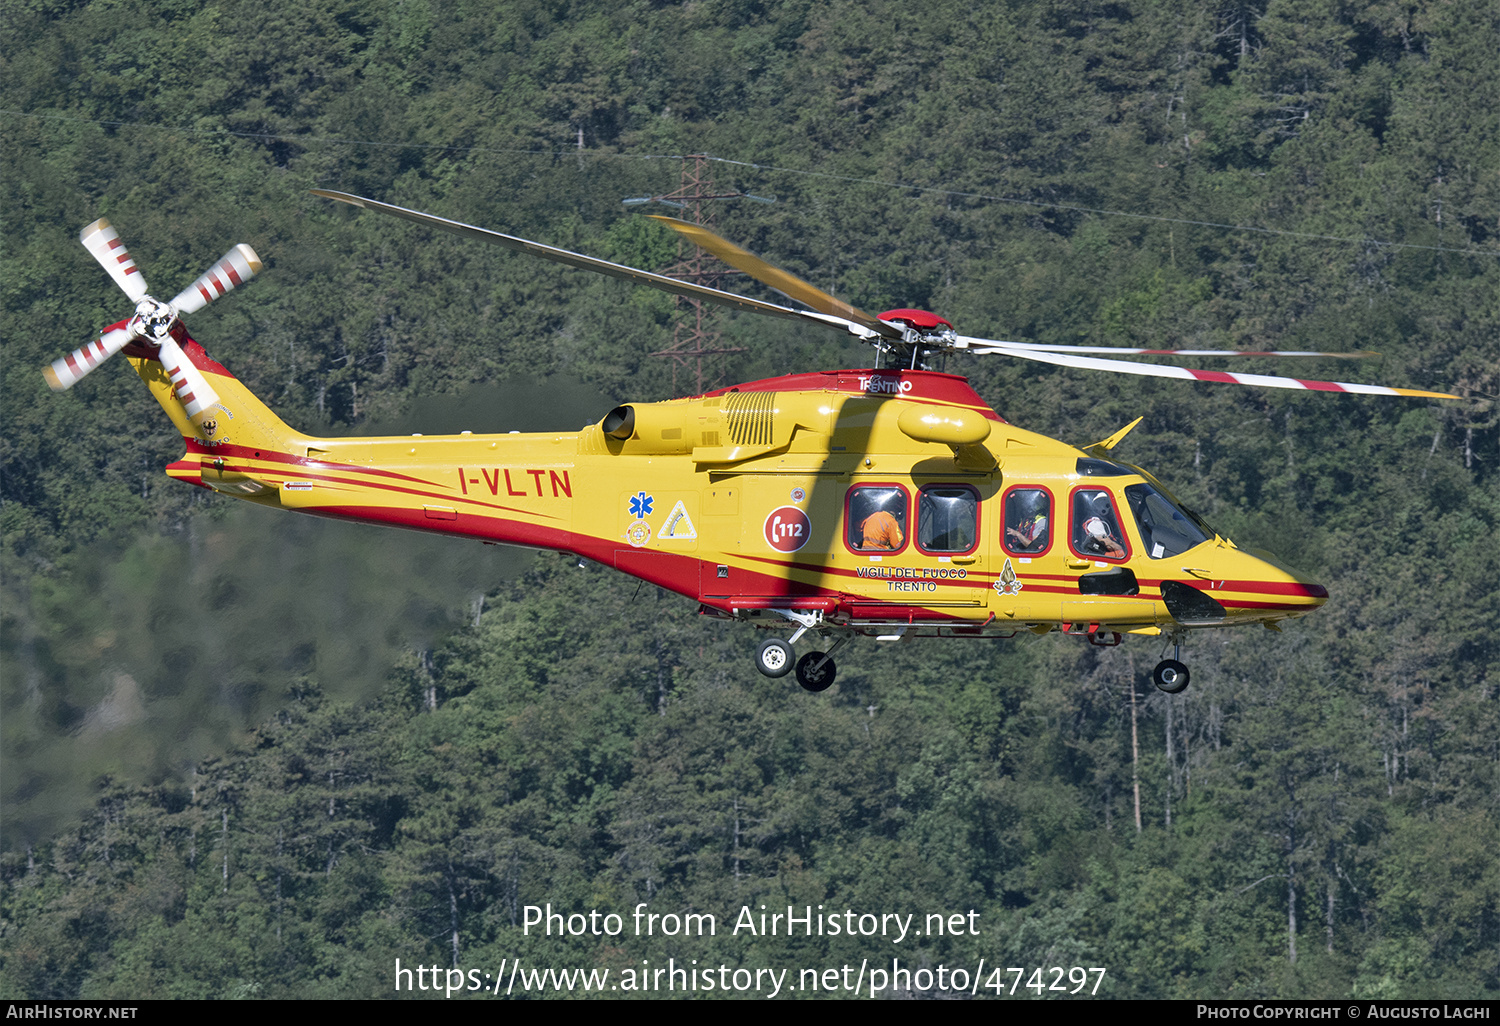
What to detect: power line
<box><xmin>695</xmin><ymin>154</ymin><xmax>1500</xmax><ymax>259</ymax></box>
<box><xmin>5</xmin><ymin>107</ymin><xmax>1498</xmax><ymax>259</ymax></box>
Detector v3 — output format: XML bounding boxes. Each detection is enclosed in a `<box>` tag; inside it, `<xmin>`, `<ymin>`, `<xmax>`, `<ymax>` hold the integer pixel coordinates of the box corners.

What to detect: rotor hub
<box><xmin>874</xmin><ymin>309</ymin><xmax>957</xmax><ymax>370</ymax></box>
<box><xmin>878</xmin><ymin>308</ymin><xmax>953</xmax><ymax>332</ymax></box>
<box><xmin>131</xmin><ymin>297</ymin><xmax>177</xmax><ymax>342</ymax></box>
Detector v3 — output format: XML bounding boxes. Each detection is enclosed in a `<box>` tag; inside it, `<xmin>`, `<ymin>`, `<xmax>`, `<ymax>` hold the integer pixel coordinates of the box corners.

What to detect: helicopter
<box><xmin>45</xmin><ymin>194</ymin><xmax>1461</xmax><ymax>694</ymax></box>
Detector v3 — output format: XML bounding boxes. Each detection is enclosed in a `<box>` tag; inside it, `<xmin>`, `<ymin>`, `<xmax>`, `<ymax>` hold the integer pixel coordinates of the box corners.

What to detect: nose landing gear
<box><xmin>1152</xmin><ymin>658</ymin><xmax>1189</xmax><ymax>693</ymax></box>
<box><xmin>1152</xmin><ymin>632</ymin><xmax>1190</xmax><ymax>693</ymax></box>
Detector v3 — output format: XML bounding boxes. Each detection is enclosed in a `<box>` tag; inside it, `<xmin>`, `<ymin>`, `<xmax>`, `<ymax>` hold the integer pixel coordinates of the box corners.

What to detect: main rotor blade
<box><xmin>43</xmin><ymin>325</ymin><xmax>135</xmax><ymax>391</ymax></box>
<box><xmin>960</xmin><ymin>338</ymin><xmax>1462</xmax><ymax>399</ymax></box>
<box><xmin>647</xmin><ymin>216</ymin><xmax>901</xmax><ymax>339</ymax></box>
<box><xmin>171</xmin><ymin>244</ymin><xmax>263</xmax><ymax>315</ymax></box>
<box><xmin>961</xmin><ymin>338</ymin><xmax>1378</xmax><ymax>359</ymax></box>
<box><xmin>80</xmin><ymin>219</ymin><xmax>149</xmax><ymax>302</ymax></box>
<box><xmin>312</xmin><ymin>190</ymin><xmax>872</xmax><ymax>339</ymax></box>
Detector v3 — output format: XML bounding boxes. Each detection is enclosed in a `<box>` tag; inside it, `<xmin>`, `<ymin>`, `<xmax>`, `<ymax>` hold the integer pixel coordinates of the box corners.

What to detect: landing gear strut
<box><xmin>754</xmin><ymin>619</ymin><xmax>851</xmax><ymax>692</ymax></box>
<box><xmin>1152</xmin><ymin>633</ymin><xmax>1190</xmax><ymax>693</ymax></box>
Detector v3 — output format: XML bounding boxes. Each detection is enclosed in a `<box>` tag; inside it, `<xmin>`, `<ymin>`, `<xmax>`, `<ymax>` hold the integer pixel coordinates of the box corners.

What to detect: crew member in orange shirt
<box><xmin>861</xmin><ymin>510</ymin><xmax>904</xmax><ymax>550</ymax></box>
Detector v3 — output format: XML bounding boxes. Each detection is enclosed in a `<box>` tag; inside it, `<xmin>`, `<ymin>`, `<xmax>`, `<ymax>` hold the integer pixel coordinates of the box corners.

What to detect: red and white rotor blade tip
<box><xmin>170</xmin><ymin>245</ymin><xmax>263</xmax><ymax>315</ymax></box>
<box><xmin>43</xmin><ymin>326</ymin><xmax>134</xmax><ymax>391</ymax></box>
<box><xmin>961</xmin><ymin>340</ymin><xmax>1462</xmax><ymax>399</ymax></box>
<box><xmin>80</xmin><ymin>219</ymin><xmax>149</xmax><ymax>302</ymax></box>
<box><xmin>156</xmin><ymin>337</ymin><xmax>220</xmax><ymax>421</ymax></box>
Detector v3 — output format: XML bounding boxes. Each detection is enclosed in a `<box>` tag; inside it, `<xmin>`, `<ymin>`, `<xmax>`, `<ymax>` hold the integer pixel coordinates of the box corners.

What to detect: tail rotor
<box><xmin>45</xmin><ymin>221</ymin><xmax>262</xmax><ymax>421</ymax></box>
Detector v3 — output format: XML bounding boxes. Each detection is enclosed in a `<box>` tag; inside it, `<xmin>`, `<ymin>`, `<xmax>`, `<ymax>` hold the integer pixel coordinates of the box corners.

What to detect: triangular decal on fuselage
<box><xmin>660</xmin><ymin>500</ymin><xmax>697</xmax><ymax>540</ymax></box>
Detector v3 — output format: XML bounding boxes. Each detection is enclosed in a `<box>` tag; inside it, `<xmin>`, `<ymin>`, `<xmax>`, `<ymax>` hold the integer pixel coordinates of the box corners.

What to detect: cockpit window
<box><xmin>847</xmin><ymin>485</ymin><xmax>908</xmax><ymax>552</ymax></box>
<box><xmin>1076</xmin><ymin>457</ymin><xmax>1130</xmax><ymax>477</ymax></box>
<box><xmin>1124</xmin><ymin>483</ymin><xmax>1210</xmax><ymax>559</ymax></box>
<box><xmin>917</xmin><ymin>485</ymin><xmax>978</xmax><ymax>554</ymax></box>
<box><xmin>1071</xmin><ymin>488</ymin><xmax>1129</xmax><ymax>560</ymax></box>
<box><xmin>1117</xmin><ymin>461</ymin><xmax>1219</xmax><ymax>539</ymax></box>
<box><xmin>1003</xmin><ymin>487</ymin><xmax>1051</xmax><ymax>555</ymax></box>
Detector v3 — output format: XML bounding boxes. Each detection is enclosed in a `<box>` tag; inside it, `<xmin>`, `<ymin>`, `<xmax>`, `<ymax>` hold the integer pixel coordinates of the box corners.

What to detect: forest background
<box><xmin>2</xmin><ymin>0</ymin><xmax>1497</xmax><ymax>1000</ymax></box>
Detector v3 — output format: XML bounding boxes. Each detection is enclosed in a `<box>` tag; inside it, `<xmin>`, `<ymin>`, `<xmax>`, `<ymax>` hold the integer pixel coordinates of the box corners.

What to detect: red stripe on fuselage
<box><xmin>735</xmin><ymin>557</ymin><xmax>1325</xmax><ymax>600</ymax></box>
<box><xmin>737</xmin><ymin>553</ymin><xmax>995</xmax><ymax>590</ymax></box>
<box><xmin>1135</xmin><ymin>577</ymin><xmax>1327</xmax><ymax>599</ymax></box>
<box><xmin>201</xmin><ymin>458</ymin><xmax>560</xmax><ymax>520</ymax></box>
<box><xmin>1218</xmin><ymin>598</ymin><xmax>1325</xmax><ymax>612</ymax></box>
<box><xmin>184</xmin><ymin>440</ymin><xmax>441</xmax><ymax>486</ymax></box>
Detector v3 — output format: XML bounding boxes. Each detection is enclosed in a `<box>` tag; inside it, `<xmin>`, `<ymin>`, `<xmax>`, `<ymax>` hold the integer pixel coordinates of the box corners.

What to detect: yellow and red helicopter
<box><xmin>45</xmin><ymin>194</ymin><xmax>1460</xmax><ymax>693</ymax></box>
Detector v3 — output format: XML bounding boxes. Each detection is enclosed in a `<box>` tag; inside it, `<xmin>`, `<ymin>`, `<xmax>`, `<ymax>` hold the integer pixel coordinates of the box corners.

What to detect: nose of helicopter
<box><xmin>1228</xmin><ymin>546</ymin><xmax>1328</xmax><ymax>619</ymax></box>
<box><xmin>1168</xmin><ymin>545</ymin><xmax>1327</xmax><ymax>623</ymax></box>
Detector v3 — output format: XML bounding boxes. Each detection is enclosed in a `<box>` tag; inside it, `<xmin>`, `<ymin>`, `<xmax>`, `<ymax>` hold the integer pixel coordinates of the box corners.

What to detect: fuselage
<box><xmin>139</xmin><ymin>326</ymin><xmax>1326</xmax><ymax>641</ymax></box>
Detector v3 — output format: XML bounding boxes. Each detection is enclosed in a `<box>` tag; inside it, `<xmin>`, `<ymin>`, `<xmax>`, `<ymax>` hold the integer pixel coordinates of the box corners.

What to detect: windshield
<box><xmin>1118</xmin><ymin>462</ymin><xmax>1219</xmax><ymax>540</ymax></box>
<box><xmin>1124</xmin><ymin>483</ymin><xmax>1211</xmax><ymax>559</ymax></box>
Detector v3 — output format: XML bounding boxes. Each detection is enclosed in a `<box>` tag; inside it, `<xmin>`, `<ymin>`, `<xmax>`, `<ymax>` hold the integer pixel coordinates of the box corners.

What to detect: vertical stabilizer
<box><xmin>127</xmin><ymin>327</ymin><xmax>317</xmax><ymax>498</ymax></box>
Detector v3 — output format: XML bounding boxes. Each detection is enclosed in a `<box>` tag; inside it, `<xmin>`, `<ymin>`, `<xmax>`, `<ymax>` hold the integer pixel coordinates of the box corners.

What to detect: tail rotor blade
<box><xmin>171</xmin><ymin>245</ymin><xmax>263</xmax><ymax>315</ymax></box>
<box><xmin>80</xmin><ymin>220</ymin><xmax>149</xmax><ymax>302</ymax></box>
<box><xmin>156</xmin><ymin>336</ymin><xmax>220</xmax><ymax>420</ymax></box>
<box><xmin>43</xmin><ymin>326</ymin><xmax>135</xmax><ymax>391</ymax></box>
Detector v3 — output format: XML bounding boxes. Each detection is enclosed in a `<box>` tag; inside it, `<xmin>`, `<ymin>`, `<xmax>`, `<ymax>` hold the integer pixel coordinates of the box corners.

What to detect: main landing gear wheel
<box><xmin>1152</xmin><ymin>659</ymin><xmax>1190</xmax><ymax>694</ymax></box>
<box><xmin>794</xmin><ymin>652</ymin><xmax>837</xmax><ymax>692</ymax></box>
<box><xmin>756</xmin><ymin>638</ymin><xmax>793</xmax><ymax>678</ymax></box>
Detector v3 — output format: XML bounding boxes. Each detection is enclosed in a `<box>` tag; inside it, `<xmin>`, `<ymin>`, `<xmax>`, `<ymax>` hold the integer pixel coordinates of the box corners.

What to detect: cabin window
<box><xmin>1002</xmin><ymin>487</ymin><xmax>1052</xmax><ymax>556</ymax></box>
<box><xmin>1070</xmin><ymin>488</ymin><xmax>1129</xmax><ymax>561</ymax></box>
<box><xmin>917</xmin><ymin>485</ymin><xmax>979</xmax><ymax>555</ymax></box>
<box><xmin>846</xmin><ymin>485</ymin><xmax>908</xmax><ymax>552</ymax></box>
<box><xmin>1124</xmin><ymin>483</ymin><xmax>1210</xmax><ymax>558</ymax></box>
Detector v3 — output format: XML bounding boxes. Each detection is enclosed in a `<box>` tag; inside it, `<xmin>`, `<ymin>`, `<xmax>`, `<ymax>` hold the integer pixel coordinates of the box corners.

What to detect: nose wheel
<box><xmin>1152</xmin><ymin>659</ymin><xmax>1189</xmax><ymax>693</ymax></box>
<box><xmin>1152</xmin><ymin>633</ymin><xmax>1190</xmax><ymax>693</ymax></box>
